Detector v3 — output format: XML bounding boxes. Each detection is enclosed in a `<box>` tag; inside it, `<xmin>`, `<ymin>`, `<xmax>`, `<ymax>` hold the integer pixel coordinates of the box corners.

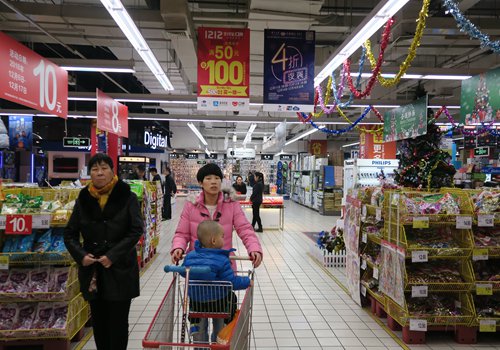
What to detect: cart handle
<box><xmin>180</xmin><ymin>254</ymin><xmax>252</xmax><ymax>261</ymax></box>
<box><xmin>164</xmin><ymin>265</ymin><xmax>211</xmax><ymax>274</ymax></box>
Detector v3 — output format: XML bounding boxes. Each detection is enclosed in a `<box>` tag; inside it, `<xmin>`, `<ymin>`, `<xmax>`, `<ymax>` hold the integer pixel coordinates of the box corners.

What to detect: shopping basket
<box><xmin>142</xmin><ymin>257</ymin><xmax>255</xmax><ymax>350</ymax></box>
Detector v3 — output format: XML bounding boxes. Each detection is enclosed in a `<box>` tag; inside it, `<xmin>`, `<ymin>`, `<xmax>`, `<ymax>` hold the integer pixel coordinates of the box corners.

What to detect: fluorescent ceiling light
<box><xmin>243</xmin><ymin>123</ymin><xmax>257</xmax><ymax>145</ymax></box>
<box><xmin>342</xmin><ymin>142</ymin><xmax>360</xmax><ymax>148</ymax></box>
<box><xmin>187</xmin><ymin>122</ymin><xmax>208</xmax><ymax>146</ymax></box>
<box><xmin>205</xmin><ymin>148</ymin><xmax>211</xmax><ymax>156</ymax></box>
<box><xmin>100</xmin><ymin>0</ymin><xmax>174</xmax><ymax>91</ymax></box>
<box><xmin>233</xmin><ymin>134</ymin><xmax>237</xmax><ymax>142</ymax></box>
<box><xmin>315</xmin><ymin>0</ymin><xmax>410</xmax><ymax>86</ymax></box>
<box><xmin>274</xmin><ymin>151</ymin><xmax>284</xmax><ymax>157</ymax></box>
<box><xmin>422</xmin><ymin>75</ymin><xmax>471</xmax><ymax>80</ymax></box>
<box><xmin>61</xmin><ymin>66</ymin><xmax>135</xmax><ymax>73</ymax></box>
<box><xmin>285</xmin><ymin>126</ymin><xmax>325</xmax><ymax>146</ymax></box>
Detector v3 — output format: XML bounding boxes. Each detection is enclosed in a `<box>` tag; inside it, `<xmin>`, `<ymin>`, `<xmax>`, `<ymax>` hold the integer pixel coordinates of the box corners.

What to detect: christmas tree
<box><xmin>394</xmin><ymin>109</ymin><xmax>456</xmax><ymax>189</ymax></box>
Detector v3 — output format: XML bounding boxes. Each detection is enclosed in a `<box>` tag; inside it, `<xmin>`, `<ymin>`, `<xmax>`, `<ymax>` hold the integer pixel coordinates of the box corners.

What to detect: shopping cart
<box><xmin>142</xmin><ymin>257</ymin><xmax>255</xmax><ymax>350</ymax></box>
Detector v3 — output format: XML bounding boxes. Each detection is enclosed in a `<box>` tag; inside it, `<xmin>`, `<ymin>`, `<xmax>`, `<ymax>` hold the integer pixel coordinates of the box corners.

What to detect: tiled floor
<box><xmin>75</xmin><ymin>198</ymin><xmax>500</xmax><ymax>350</ymax></box>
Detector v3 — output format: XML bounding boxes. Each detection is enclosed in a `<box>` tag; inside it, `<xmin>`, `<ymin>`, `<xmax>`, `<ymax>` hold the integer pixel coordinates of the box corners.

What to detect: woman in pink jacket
<box><xmin>171</xmin><ymin>163</ymin><xmax>263</xmax><ymax>268</ymax></box>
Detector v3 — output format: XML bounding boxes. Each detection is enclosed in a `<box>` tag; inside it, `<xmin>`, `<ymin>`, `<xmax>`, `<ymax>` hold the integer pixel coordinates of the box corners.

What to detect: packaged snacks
<box><xmin>33</xmin><ymin>230</ymin><xmax>52</xmax><ymax>253</ymax></box>
<box><xmin>51</xmin><ymin>302</ymin><xmax>68</xmax><ymax>330</ymax></box>
<box><xmin>0</xmin><ymin>303</ymin><xmax>19</xmax><ymax>330</ymax></box>
<box><xmin>15</xmin><ymin>303</ymin><xmax>36</xmax><ymax>329</ymax></box>
<box><xmin>49</xmin><ymin>267</ymin><xmax>69</xmax><ymax>293</ymax></box>
<box><xmin>473</xmin><ymin>190</ymin><xmax>499</xmax><ymax>215</ymax></box>
<box><xmin>403</xmin><ymin>193</ymin><xmax>461</xmax><ymax>216</ymax></box>
<box><xmin>0</xmin><ymin>270</ymin><xmax>12</xmax><ymax>293</ymax></box>
<box><xmin>407</xmin><ymin>261</ymin><xmax>463</xmax><ymax>284</ymax></box>
<box><xmin>28</xmin><ymin>268</ymin><xmax>50</xmax><ymax>293</ymax></box>
<box><xmin>8</xmin><ymin>269</ymin><xmax>29</xmax><ymax>294</ymax></box>
<box><xmin>32</xmin><ymin>303</ymin><xmax>54</xmax><ymax>330</ymax></box>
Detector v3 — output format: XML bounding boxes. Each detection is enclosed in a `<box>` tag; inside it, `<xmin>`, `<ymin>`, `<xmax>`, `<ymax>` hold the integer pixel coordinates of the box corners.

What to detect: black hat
<box><xmin>197</xmin><ymin>163</ymin><xmax>223</xmax><ymax>183</ymax></box>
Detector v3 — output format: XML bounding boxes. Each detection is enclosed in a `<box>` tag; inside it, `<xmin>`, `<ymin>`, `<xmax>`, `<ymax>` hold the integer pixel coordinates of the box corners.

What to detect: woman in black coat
<box><xmin>250</xmin><ymin>172</ymin><xmax>264</xmax><ymax>232</ymax></box>
<box><xmin>64</xmin><ymin>153</ymin><xmax>143</xmax><ymax>350</ymax></box>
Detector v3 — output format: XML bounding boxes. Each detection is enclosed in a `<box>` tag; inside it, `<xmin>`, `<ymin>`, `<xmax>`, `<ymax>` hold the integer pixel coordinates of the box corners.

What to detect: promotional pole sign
<box><xmin>461</xmin><ymin>67</ymin><xmax>500</xmax><ymax>125</ymax></box>
<box><xmin>197</xmin><ymin>27</ymin><xmax>250</xmax><ymax>112</ymax></box>
<box><xmin>0</xmin><ymin>32</ymin><xmax>68</xmax><ymax>118</ymax></box>
<box><xmin>359</xmin><ymin>127</ymin><xmax>396</xmax><ymax>159</ymax></box>
<box><xmin>383</xmin><ymin>96</ymin><xmax>428</xmax><ymax>142</ymax></box>
<box><xmin>96</xmin><ymin>89</ymin><xmax>128</xmax><ymax>138</ymax></box>
<box><xmin>263</xmin><ymin>29</ymin><xmax>315</xmax><ymax>112</ymax></box>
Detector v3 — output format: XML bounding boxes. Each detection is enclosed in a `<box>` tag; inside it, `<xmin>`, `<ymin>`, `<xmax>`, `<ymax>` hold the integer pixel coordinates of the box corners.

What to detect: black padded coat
<box><xmin>64</xmin><ymin>180</ymin><xmax>143</xmax><ymax>301</ymax></box>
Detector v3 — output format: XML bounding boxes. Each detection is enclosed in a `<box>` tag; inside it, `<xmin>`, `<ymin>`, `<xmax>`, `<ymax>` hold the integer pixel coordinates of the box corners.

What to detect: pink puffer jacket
<box><xmin>171</xmin><ymin>191</ymin><xmax>263</xmax><ymax>268</ymax></box>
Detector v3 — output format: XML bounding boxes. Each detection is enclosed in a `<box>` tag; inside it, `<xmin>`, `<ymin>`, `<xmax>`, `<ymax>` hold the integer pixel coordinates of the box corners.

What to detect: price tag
<box><xmin>411</xmin><ymin>250</ymin><xmax>428</xmax><ymax>263</ymax></box>
<box><xmin>361</xmin><ymin>205</ymin><xmax>367</xmax><ymax>219</ymax></box>
<box><xmin>413</xmin><ymin>217</ymin><xmax>429</xmax><ymax>229</ymax></box>
<box><xmin>373</xmin><ymin>267</ymin><xmax>379</xmax><ymax>280</ymax></box>
<box><xmin>479</xmin><ymin>319</ymin><xmax>497</xmax><ymax>332</ymax></box>
<box><xmin>32</xmin><ymin>215</ymin><xmax>51</xmax><ymax>229</ymax></box>
<box><xmin>409</xmin><ymin>319</ymin><xmax>427</xmax><ymax>332</ymax></box>
<box><xmin>361</xmin><ymin>285</ymin><xmax>367</xmax><ymax>297</ymax></box>
<box><xmin>5</xmin><ymin>214</ymin><xmax>32</xmax><ymax>235</ymax></box>
<box><xmin>411</xmin><ymin>285</ymin><xmax>428</xmax><ymax>298</ymax></box>
<box><xmin>472</xmin><ymin>248</ymin><xmax>489</xmax><ymax>261</ymax></box>
<box><xmin>376</xmin><ymin>208</ymin><xmax>382</xmax><ymax>221</ymax></box>
<box><xmin>456</xmin><ymin>216</ymin><xmax>472</xmax><ymax>229</ymax></box>
<box><xmin>361</xmin><ymin>259</ymin><xmax>367</xmax><ymax>270</ymax></box>
<box><xmin>362</xmin><ymin>233</ymin><xmax>368</xmax><ymax>243</ymax></box>
<box><xmin>0</xmin><ymin>216</ymin><xmax>5</xmax><ymax>229</ymax></box>
<box><xmin>476</xmin><ymin>283</ymin><xmax>493</xmax><ymax>296</ymax></box>
<box><xmin>478</xmin><ymin>214</ymin><xmax>494</xmax><ymax>227</ymax></box>
<box><xmin>0</xmin><ymin>256</ymin><xmax>9</xmax><ymax>270</ymax></box>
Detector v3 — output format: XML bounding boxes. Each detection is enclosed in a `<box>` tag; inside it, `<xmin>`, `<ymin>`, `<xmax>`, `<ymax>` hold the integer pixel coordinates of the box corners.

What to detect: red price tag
<box><xmin>5</xmin><ymin>214</ymin><xmax>32</xmax><ymax>235</ymax></box>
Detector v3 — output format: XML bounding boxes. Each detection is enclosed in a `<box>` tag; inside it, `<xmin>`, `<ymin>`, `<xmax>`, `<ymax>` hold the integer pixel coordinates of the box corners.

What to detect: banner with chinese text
<box><xmin>383</xmin><ymin>96</ymin><xmax>428</xmax><ymax>142</ymax></box>
<box><xmin>197</xmin><ymin>28</ymin><xmax>250</xmax><ymax>111</ymax></box>
<box><xmin>96</xmin><ymin>89</ymin><xmax>129</xmax><ymax>138</ymax></box>
<box><xmin>309</xmin><ymin>140</ymin><xmax>327</xmax><ymax>157</ymax></box>
<box><xmin>460</xmin><ymin>67</ymin><xmax>500</xmax><ymax>125</ymax></box>
<box><xmin>0</xmin><ymin>32</ymin><xmax>67</xmax><ymax>118</ymax></box>
<box><xmin>359</xmin><ymin>127</ymin><xmax>396</xmax><ymax>159</ymax></box>
<box><xmin>263</xmin><ymin>29</ymin><xmax>315</xmax><ymax>112</ymax></box>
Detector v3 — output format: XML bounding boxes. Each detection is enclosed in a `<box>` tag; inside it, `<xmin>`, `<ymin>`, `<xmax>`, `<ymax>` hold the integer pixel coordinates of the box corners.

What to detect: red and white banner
<box><xmin>197</xmin><ymin>27</ymin><xmax>250</xmax><ymax>111</ymax></box>
<box><xmin>359</xmin><ymin>127</ymin><xmax>396</xmax><ymax>159</ymax></box>
<box><xmin>0</xmin><ymin>32</ymin><xmax>68</xmax><ymax>118</ymax></box>
<box><xmin>96</xmin><ymin>89</ymin><xmax>128</xmax><ymax>138</ymax></box>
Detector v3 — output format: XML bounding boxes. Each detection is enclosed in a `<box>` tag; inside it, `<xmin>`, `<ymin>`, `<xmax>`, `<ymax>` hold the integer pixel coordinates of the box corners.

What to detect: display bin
<box><xmin>384</xmin><ymin>222</ymin><xmax>474</xmax><ymax>259</ymax></box>
<box><xmin>361</xmin><ymin>269</ymin><xmax>385</xmax><ymax>308</ymax></box>
<box><xmin>404</xmin><ymin>259</ymin><xmax>475</xmax><ymax>292</ymax></box>
<box><xmin>0</xmin><ymin>293</ymin><xmax>89</xmax><ymax>341</ymax></box>
<box><xmin>466</xmin><ymin>189</ymin><xmax>500</xmax><ymax>225</ymax></box>
<box><xmin>383</xmin><ymin>190</ymin><xmax>473</xmax><ymax>226</ymax></box>
<box><xmin>0</xmin><ymin>264</ymin><xmax>78</xmax><ymax>302</ymax></box>
<box><xmin>0</xmin><ymin>251</ymin><xmax>74</xmax><ymax>266</ymax></box>
<box><xmin>385</xmin><ymin>292</ymin><xmax>476</xmax><ymax>327</ymax></box>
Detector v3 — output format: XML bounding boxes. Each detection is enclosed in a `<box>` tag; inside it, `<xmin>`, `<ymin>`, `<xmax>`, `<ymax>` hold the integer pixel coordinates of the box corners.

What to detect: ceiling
<box><xmin>0</xmin><ymin>0</ymin><xmax>499</xmax><ymax>153</ymax></box>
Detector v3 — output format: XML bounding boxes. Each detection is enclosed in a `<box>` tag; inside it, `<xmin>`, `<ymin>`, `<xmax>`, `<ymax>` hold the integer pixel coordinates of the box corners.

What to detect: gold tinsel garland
<box><xmin>364</xmin><ymin>0</ymin><xmax>431</xmax><ymax>87</ymax></box>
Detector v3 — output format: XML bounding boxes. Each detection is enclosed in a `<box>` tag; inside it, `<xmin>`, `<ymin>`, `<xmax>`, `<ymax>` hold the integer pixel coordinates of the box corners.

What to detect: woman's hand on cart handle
<box><xmin>249</xmin><ymin>251</ymin><xmax>262</xmax><ymax>268</ymax></box>
<box><xmin>171</xmin><ymin>248</ymin><xmax>184</xmax><ymax>264</ymax></box>
<box><xmin>164</xmin><ymin>265</ymin><xmax>211</xmax><ymax>274</ymax></box>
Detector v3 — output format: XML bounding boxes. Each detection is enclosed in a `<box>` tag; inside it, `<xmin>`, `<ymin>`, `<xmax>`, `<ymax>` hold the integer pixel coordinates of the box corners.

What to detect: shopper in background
<box><xmin>130</xmin><ymin>164</ymin><xmax>147</xmax><ymax>180</ymax></box>
<box><xmin>232</xmin><ymin>175</ymin><xmax>247</xmax><ymax>195</ymax></box>
<box><xmin>247</xmin><ymin>171</ymin><xmax>256</xmax><ymax>187</ymax></box>
<box><xmin>149</xmin><ymin>167</ymin><xmax>162</xmax><ymax>184</ymax></box>
<box><xmin>64</xmin><ymin>153</ymin><xmax>143</xmax><ymax>350</ymax></box>
<box><xmin>162</xmin><ymin>167</ymin><xmax>177</xmax><ymax>220</ymax></box>
<box><xmin>250</xmin><ymin>172</ymin><xmax>264</xmax><ymax>232</ymax></box>
<box><xmin>171</xmin><ymin>163</ymin><xmax>263</xmax><ymax>269</ymax></box>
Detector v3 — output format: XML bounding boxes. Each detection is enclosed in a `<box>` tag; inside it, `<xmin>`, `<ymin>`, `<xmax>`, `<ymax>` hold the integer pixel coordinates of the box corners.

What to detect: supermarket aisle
<box><xmin>78</xmin><ymin>198</ymin><xmax>499</xmax><ymax>350</ymax></box>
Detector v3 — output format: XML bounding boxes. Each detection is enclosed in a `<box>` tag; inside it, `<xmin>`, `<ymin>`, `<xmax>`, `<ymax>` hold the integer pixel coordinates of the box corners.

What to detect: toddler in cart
<box><xmin>183</xmin><ymin>220</ymin><xmax>252</xmax><ymax>343</ymax></box>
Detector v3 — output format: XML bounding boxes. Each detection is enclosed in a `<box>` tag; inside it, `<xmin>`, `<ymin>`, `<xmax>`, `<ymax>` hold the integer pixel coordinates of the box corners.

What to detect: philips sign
<box><xmin>144</xmin><ymin>131</ymin><xmax>168</xmax><ymax>149</ymax></box>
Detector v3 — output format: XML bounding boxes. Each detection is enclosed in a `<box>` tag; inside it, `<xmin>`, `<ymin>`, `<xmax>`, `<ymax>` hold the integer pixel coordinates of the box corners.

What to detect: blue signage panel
<box><xmin>9</xmin><ymin>115</ymin><xmax>32</xmax><ymax>151</ymax></box>
<box><xmin>263</xmin><ymin>29</ymin><xmax>315</xmax><ymax>112</ymax></box>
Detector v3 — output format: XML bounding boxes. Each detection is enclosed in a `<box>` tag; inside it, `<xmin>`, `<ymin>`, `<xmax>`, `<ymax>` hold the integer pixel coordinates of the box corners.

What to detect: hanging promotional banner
<box><xmin>0</xmin><ymin>32</ymin><xmax>67</xmax><ymax>119</ymax></box>
<box><xmin>263</xmin><ymin>29</ymin><xmax>315</xmax><ymax>112</ymax></box>
<box><xmin>383</xmin><ymin>96</ymin><xmax>428</xmax><ymax>142</ymax></box>
<box><xmin>8</xmin><ymin>115</ymin><xmax>32</xmax><ymax>151</ymax></box>
<box><xmin>309</xmin><ymin>140</ymin><xmax>327</xmax><ymax>157</ymax></box>
<box><xmin>107</xmin><ymin>133</ymin><xmax>123</xmax><ymax>175</ymax></box>
<box><xmin>96</xmin><ymin>89</ymin><xmax>128</xmax><ymax>138</ymax></box>
<box><xmin>461</xmin><ymin>67</ymin><xmax>500</xmax><ymax>125</ymax></box>
<box><xmin>359</xmin><ymin>127</ymin><xmax>396</xmax><ymax>159</ymax></box>
<box><xmin>197</xmin><ymin>27</ymin><xmax>250</xmax><ymax>112</ymax></box>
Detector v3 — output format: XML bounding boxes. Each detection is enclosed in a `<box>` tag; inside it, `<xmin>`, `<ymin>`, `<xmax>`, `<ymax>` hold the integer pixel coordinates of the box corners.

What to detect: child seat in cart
<box><xmin>142</xmin><ymin>262</ymin><xmax>254</xmax><ymax>349</ymax></box>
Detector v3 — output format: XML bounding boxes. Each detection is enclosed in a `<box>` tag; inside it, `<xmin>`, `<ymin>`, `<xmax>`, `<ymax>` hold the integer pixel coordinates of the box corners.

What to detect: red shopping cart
<box><xmin>142</xmin><ymin>257</ymin><xmax>254</xmax><ymax>350</ymax></box>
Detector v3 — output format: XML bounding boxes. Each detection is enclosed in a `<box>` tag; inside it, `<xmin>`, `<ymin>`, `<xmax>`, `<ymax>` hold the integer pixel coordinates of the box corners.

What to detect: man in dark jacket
<box><xmin>250</xmin><ymin>172</ymin><xmax>264</xmax><ymax>232</ymax></box>
<box><xmin>162</xmin><ymin>167</ymin><xmax>177</xmax><ymax>220</ymax></box>
<box><xmin>149</xmin><ymin>167</ymin><xmax>162</xmax><ymax>183</ymax></box>
<box><xmin>64</xmin><ymin>153</ymin><xmax>143</xmax><ymax>350</ymax></box>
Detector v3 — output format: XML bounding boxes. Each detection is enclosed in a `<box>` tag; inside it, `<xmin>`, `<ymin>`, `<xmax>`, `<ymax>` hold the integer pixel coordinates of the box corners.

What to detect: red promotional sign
<box><xmin>197</xmin><ymin>27</ymin><xmax>250</xmax><ymax>111</ymax></box>
<box><xmin>309</xmin><ymin>140</ymin><xmax>328</xmax><ymax>157</ymax></box>
<box><xmin>5</xmin><ymin>214</ymin><xmax>32</xmax><ymax>235</ymax></box>
<box><xmin>107</xmin><ymin>133</ymin><xmax>123</xmax><ymax>175</ymax></box>
<box><xmin>96</xmin><ymin>89</ymin><xmax>128</xmax><ymax>138</ymax></box>
<box><xmin>0</xmin><ymin>32</ymin><xmax>67</xmax><ymax>118</ymax></box>
<box><xmin>359</xmin><ymin>128</ymin><xmax>396</xmax><ymax>159</ymax></box>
